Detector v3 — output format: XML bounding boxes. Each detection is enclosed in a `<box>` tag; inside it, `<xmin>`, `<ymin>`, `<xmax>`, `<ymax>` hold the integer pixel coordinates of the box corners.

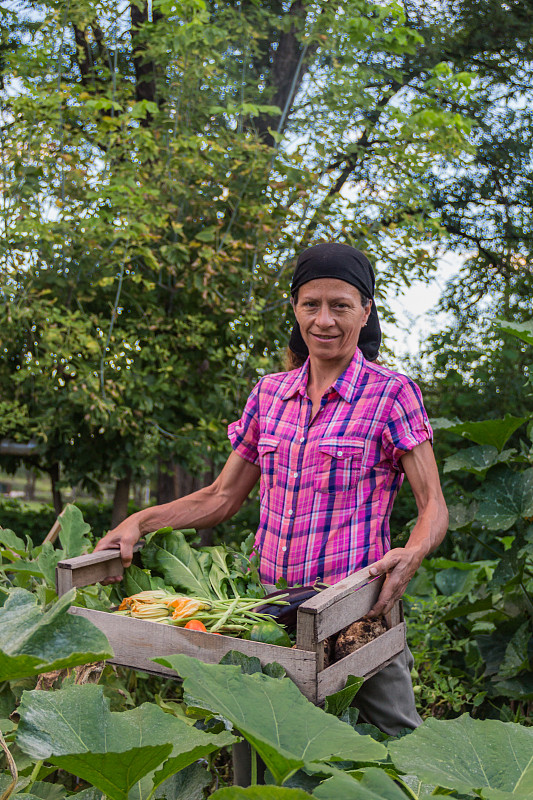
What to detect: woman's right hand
<box><xmin>93</xmin><ymin>514</ymin><xmax>144</xmax><ymax>581</ymax></box>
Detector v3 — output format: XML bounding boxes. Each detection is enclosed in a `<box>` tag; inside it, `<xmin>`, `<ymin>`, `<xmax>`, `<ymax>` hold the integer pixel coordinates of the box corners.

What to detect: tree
<box><xmin>0</xmin><ymin>0</ymin><xmax>477</xmax><ymax>520</ymax></box>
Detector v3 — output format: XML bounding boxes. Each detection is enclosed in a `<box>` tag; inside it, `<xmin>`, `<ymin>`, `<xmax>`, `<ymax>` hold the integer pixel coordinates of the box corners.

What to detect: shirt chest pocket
<box><xmin>257</xmin><ymin>435</ymin><xmax>280</xmax><ymax>490</ymax></box>
<box><xmin>314</xmin><ymin>437</ymin><xmax>364</xmax><ymax>493</ymax></box>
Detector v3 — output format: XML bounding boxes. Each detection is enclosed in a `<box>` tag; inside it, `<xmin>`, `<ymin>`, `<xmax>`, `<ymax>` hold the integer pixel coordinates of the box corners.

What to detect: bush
<box><xmin>0</xmin><ymin>499</ymin><xmax>141</xmax><ymax>544</ymax></box>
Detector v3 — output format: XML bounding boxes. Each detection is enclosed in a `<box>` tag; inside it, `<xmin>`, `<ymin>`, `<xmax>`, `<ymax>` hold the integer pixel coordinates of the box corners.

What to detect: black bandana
<box><xmin>289</xmin><ymin>242</ymin><xmax>381</xmax><ymax>362</ymax></box>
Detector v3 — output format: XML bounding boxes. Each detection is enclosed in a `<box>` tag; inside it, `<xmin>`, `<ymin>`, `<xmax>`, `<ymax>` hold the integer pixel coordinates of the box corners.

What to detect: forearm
<box><xmin>134</xmin><ymin>484</ymin><xmax>239</xmax><ymax>535</ymax></box>
<box><xmin>94</xmin><ymin>452</ymin><xmax>260</xmax><ymax>569</ymax></box>
<box><xmin>403</xmin><ymin>495</ymin><xmax>449</xmax><ymax>567</ymax></box>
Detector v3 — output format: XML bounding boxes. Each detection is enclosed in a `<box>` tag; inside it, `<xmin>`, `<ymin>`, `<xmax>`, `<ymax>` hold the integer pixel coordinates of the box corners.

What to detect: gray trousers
<box><xmin>351</xmin><ymin>644</ymin><xmax>422</xmax><ymax>735</ymax></box>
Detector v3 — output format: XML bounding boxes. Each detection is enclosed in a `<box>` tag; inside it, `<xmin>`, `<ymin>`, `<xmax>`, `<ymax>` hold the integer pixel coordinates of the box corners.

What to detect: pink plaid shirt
<box><xmin>228</xmin><ymin>349</ymin><xmax>432</xmax><ymax>586</ymax></box>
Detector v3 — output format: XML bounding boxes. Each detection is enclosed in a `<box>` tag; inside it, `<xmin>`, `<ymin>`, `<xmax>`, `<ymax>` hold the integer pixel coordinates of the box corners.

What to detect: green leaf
<box><xmin>219</xmin><ymin>650</ymin><xmax>263</xmax><ymax>674</ymax></box>
<box><xmin>314</xmin><ymin>768</ymin><xmax>408</xmax><ymax>799</ymax></box>
<box><xmin>435</xmin><ymin>415</ymin><xmax>527</xmax><ymax>452</ymax></box>
<box><xmin>16</xmin><ymin>684</ymin><xmax>235</xmax><ymax>800</ymax></box>
<box><xmin>475</xmin><ymin>467</ymin><xmax>533</xmax><ymax>531</ymax></box>
<box><xmin>20</xmin><ymin>781</ymin><xmax>66</xmax><ymax>800</ymax></box>
<box><xmin>35</xmin><ymin>541</ymin><xmax>62</xmax><ymax>588</ymax></box>
<box><xmin>0</xmin><ymin>528</ymin><xmax>27</xmax><ymax>554</ymax></box>
<box><xmin>436</xmin><ymin>596</ymin><xmax>494</xmax><ymax>622</ymax></box>
<box><xmin>210</xmin><ymin>788</ymin><xmax>312</xmax><ymax>799</ymax></box>
<box><xmin>154</xmin><ymin>654</ymin><xmax>387</xmax><ymax>786</ymax></box>
<box><xmin>498</xmin><ymin>622</ymin><xmax>531</xmax><ymax>680</ymax></box>
<box><xmin>443</xmin><ymin>445</ymin><xmax>516</xmax><ymax>475</ymax></box>
<box><xmin>141</xmin><ymin>532</ymin><xmax>213</xmax><ymax>598</ymax></box>
<box><xmin>490</xmin><ymin>674</ymin><xmax>533</xmax><ymax>701</ymax></box>
<box><xmin>447</xmin><ymin>501</ymin><xmax>478</xmax><ymax>530</ymax></box>
<box><xmin>58</xmin><ymin>505</ymin><xmax>91</xmax><ymax>557</ymax></box>
<box><xmin>496</xmin><ymin>319</ymin><xmax>533</xmax><ymax>347</ymax></box>
<box><xmin>154</xmin><ymin>763</ymin><xmax>211</xmax><ymax>800</ymax></box>
<box><xmin>324</xmin><ymin>676</ymin><xmax>364</xmax><ymax>717</ymax></box>
<box><xmin>389</xmin><ymin>714</ymin><xmax>533</xmax><ymax>796</ymax></box>
<box><xmin>123</xmin><ymin>564</ymin><xmax>153</xmax><ymax>595</ymax></box>
<box><xmin>0</xmin><ymin>588</ymin><xmax>112</xmax><ymax>681</ymax></box>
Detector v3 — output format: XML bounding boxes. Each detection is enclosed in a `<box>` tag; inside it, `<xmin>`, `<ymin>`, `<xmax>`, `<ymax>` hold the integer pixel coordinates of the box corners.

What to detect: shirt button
<box><xmin>293</xmin><ymin>471</ymin><xmax>298</xmax><ymax>478</ymax></box>
<box><xmin>288</xmin><ymin>509</ymin><xmax>293</xmax><ymax>516</ymax></box>
<box><xmin>282</xmin><ymin>546</ymin><xmax>287</xmax><ymax>552</ymax></box>
<box><xmin>337</xmin><ymin>450</ymin><xmax>343</xmax><ymax>456</ymax></box>
<box><xmin>300</xmin><ymin>436</ymin><xmax>305</xmax><ymax>443</ymax></box>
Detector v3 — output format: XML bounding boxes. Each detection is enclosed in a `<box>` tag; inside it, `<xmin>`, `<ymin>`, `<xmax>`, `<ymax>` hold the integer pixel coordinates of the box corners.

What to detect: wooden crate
<box><xmin>56</xmin><ymin>550</ymin><xmax>405</xmax><ymax>705</ymax></box>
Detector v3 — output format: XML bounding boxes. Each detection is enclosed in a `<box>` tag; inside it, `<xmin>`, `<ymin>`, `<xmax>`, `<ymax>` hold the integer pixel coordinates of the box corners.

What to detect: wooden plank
<box><xmin>298</xmin><ymin>580</ymin><xmax>387</xmax><ymax>643</ymax></box>
<box><xmin>298</xmin><ymin>567</ymin><xmax>382</xmax><ymax>615</ymax></box>
<box><xmin>316</xmin><ymin>623</ymin><xmax>406</xmax><ymax>704</ymax></box>
<box><xmin>56</xmin><ymin>545</ymin><xmax>144</xmax><ymax>595</ymax></box>
<box><xmin>386</xmin><ymin>600</ymin><xmax>403</xmax><ymax>629</ymax></box>
<box><xmin>69</xmin><ymin>607</ymin><xmax>319</xmax><ymax>702</ymax></box>
<box><xmin>43</xmin><ymin>515</ymin><xmax>63</xmax><ymax>545</ymax></box>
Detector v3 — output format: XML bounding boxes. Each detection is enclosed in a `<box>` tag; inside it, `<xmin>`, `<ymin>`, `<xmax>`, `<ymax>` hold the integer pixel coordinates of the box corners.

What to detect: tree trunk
<box><xmin>111</xmin><ymin>470</ymin><xmax>132</xmax><ymax>529</ymax></box>
<box><xmin>49</xmin><ymin>463</ymin><xmax>63</xmax><ymax>516</ymax></box>
<box><xmin>157</xmin><ymin>458</ymin><xmax>177</xmax><ymax>505</ymax></box>
<box><xmin>25</xmin><ymin>469</ymin><xmax>36</xmax><ymax>501</ymax></box>
<box><xmin>174</xmin><ymin>462</ymin><xmax>215</xmax><ymax>545</ymax></box>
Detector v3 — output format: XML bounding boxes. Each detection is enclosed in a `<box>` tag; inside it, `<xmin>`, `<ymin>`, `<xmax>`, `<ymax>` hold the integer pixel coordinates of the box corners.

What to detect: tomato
<box><xmin>184</xmin><ymin>620</ymin><xmax>207</xmax><ymax>631</ymax></box>
<box><xmin>243</xmin><ymin>621</ymin><xmax>291</xmax><ymax>647</ymax></box>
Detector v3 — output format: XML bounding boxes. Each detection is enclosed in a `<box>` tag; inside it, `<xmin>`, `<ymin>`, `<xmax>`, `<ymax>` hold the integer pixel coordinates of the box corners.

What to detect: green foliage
<box><xmin>16</xmin><ymin>684</ymin><xmax>235</xmax><ymax>800</ymax></box>
<box><xmin>389</xmin><ymin>714</ymin><xmax>533</xmax><ymax>797</ymax></box>
<box><xmin>0</xmin><ymin>588</ymin><xmax>112</xmax><ymax>681</ymax></box>
<box><xmin>154</xmin><ymin>654</ymin><xmax>387</xmax><ymax>785</ymax></box>
<box><xmin>0</xmin><ymin>504</ymin><xmax>112</xmax><ymax>611</ymax></box>
<box><xmin>0</xmin><ymin>0</ymin><xmax>475</xmax><ymax>497</ymax></box>
<box><xmin>138</xmin><ymin>528</ymin><xmax>264</xmax><ymax>601</ymax></box>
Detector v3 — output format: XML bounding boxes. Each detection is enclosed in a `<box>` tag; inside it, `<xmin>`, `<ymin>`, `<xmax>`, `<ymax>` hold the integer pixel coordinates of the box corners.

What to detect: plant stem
<box><xmin>0</xmin><ymin>729</ymin><xmax>17</xmax><ymax>800</ymax></box>
<box><xmin>464</xmin><ymin>530</ymin><xmax>503</xmax><ymax>559</ymax></box>
<box><xmin>250</xmin><ymin>746</ymin><xmax>258</xmax><ymax>785</ymax></box>
<box><xmin>27</xmin><ymin>759</ymin><xmax>43</xmax><ymax>788</ymax></box>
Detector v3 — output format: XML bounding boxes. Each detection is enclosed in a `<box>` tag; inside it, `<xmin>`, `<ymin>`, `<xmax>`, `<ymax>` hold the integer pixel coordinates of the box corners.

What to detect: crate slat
<box><xmin>56</xmin><ymin>546</ymin><xmax>143</xmax><ymax>595</ymax></box>
<box><xmin>70</xmin><ymin>607</ymin><xmax>319</xmax><ymax>702</ymax></box>
<box><xmin>316</xmin><ymin>622</ymin><xmax>406</xmax><ymax>704</ymax></box>
<box><xmin>297</xmin><ymin>569</ymin><xmax>386</xmax><ymax>645</ymax></box>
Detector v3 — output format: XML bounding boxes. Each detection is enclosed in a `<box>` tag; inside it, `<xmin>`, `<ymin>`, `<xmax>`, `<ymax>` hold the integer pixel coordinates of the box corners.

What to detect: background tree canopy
<box><xmin>0</xmin><ymin>0</ymin><xmax>532</xmax><ymax>525</ymax></box>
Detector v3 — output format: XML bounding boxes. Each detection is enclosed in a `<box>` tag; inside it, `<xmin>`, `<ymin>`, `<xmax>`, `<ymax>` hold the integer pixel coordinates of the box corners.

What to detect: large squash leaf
<box><xmin>314</xmin><ymin>768</ymin><xmax>409</xmax><ymax>799</ymax></box>
<box><xmin>0</xmin><ymin>588</ymin><xmax>112</xmax><ymax>681</ymax></box>
<box><xmin>211</xmin><ymin>788</ymin><xmax>312</xmax><ymax>799</ymax></box>
<box><xmin>155</xmin><ymin>654</ymin><xmax>387</xmax><ymax>786</ymax></box>
<box><xmin>16</xmin><ymin>684</ymin><xmax>236</xmax><ymax>800</ymax></box>
<box><xmin>388</xmin><ymin>714</ymin><xmax>533</xmax><ymax>797</ymax></box>
<box><xmin>432</xmin><ymin>415</ymin><xmax>526</xmax><ymax>452</ymax></box>
<box><xmin>475</xmin><ymin>467</ymin><xmax>533</xmax><ymax>531</ymax></box>
<box><xmin>444</xmin><ymin>445</ymin><xmax>515</xmax><ymax>475</ymax></box>
<box><xmin>57</xmin><ymin>504</ymin><xmax>92</xmax><ymax>557</ymax></box>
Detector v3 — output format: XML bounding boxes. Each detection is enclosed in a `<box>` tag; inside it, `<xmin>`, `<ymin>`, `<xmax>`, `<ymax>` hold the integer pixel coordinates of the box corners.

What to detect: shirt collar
<box><xmin>281</xmin><ymin>348</ymin><xmax>366</xmax><ymax>403</ymax></box>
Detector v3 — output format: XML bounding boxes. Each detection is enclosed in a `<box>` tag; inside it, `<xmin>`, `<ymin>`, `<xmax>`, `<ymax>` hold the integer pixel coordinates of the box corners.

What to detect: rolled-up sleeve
<box><xmin>228</xmin><ymin>382</ymin><xmax>261</xmax><ymax>465</ymax></box>
<box><xmin>382</xmin><ymin>378</ymin><xmax>433</xmax><ymax>470</ymax></box>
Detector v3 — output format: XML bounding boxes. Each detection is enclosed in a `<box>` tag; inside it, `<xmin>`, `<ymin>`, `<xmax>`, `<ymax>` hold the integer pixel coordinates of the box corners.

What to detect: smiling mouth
<box><xmin>311</xmin><ymin>333</ymin><xmax>339</xmax><ymax>341</ymax></box>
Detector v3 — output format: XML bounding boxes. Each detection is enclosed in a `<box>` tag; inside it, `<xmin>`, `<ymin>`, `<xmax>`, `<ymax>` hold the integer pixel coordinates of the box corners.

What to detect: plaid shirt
<box><xmin>228</xmin><ymin>348</ymin><xmax>432</xmax><ymax>586</ymax></box>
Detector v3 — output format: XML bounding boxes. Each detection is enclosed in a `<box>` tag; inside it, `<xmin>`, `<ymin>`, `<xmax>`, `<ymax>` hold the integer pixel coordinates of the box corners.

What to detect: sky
<box><xmin>383</xmin><ymin>252</ymin><xmax>464</xmax><ymax>366</ymax></box>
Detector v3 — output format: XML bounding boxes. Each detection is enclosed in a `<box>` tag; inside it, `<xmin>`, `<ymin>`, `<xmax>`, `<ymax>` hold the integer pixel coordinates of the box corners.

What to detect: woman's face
<box><xmin>291</xmin><ymin>278</ymin><xmax>372</xmax><ymax>366</ymax></box>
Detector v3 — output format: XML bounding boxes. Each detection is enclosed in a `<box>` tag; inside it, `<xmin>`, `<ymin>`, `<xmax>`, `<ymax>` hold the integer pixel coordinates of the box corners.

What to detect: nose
<box><xmin>316</xmin><ymin>303</ymin><xmax>334</xmax><ymax>328</ymax></box>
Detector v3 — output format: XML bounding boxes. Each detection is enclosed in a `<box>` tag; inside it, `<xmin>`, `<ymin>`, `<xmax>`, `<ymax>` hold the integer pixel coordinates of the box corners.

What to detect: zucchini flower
<box><xmin>170</xmin><ymin>598</ymin><xmax>211</xmax><ymax>620</ymax></box>
<box><xmin>130</xmin><ymin>603</ymin><xmax>172</xmax><ymax>620</ymax></box>
<box><xmin>119</xmin><ymin>589</ymin><xmax>169</xmax><ymax>611</ymax></box>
